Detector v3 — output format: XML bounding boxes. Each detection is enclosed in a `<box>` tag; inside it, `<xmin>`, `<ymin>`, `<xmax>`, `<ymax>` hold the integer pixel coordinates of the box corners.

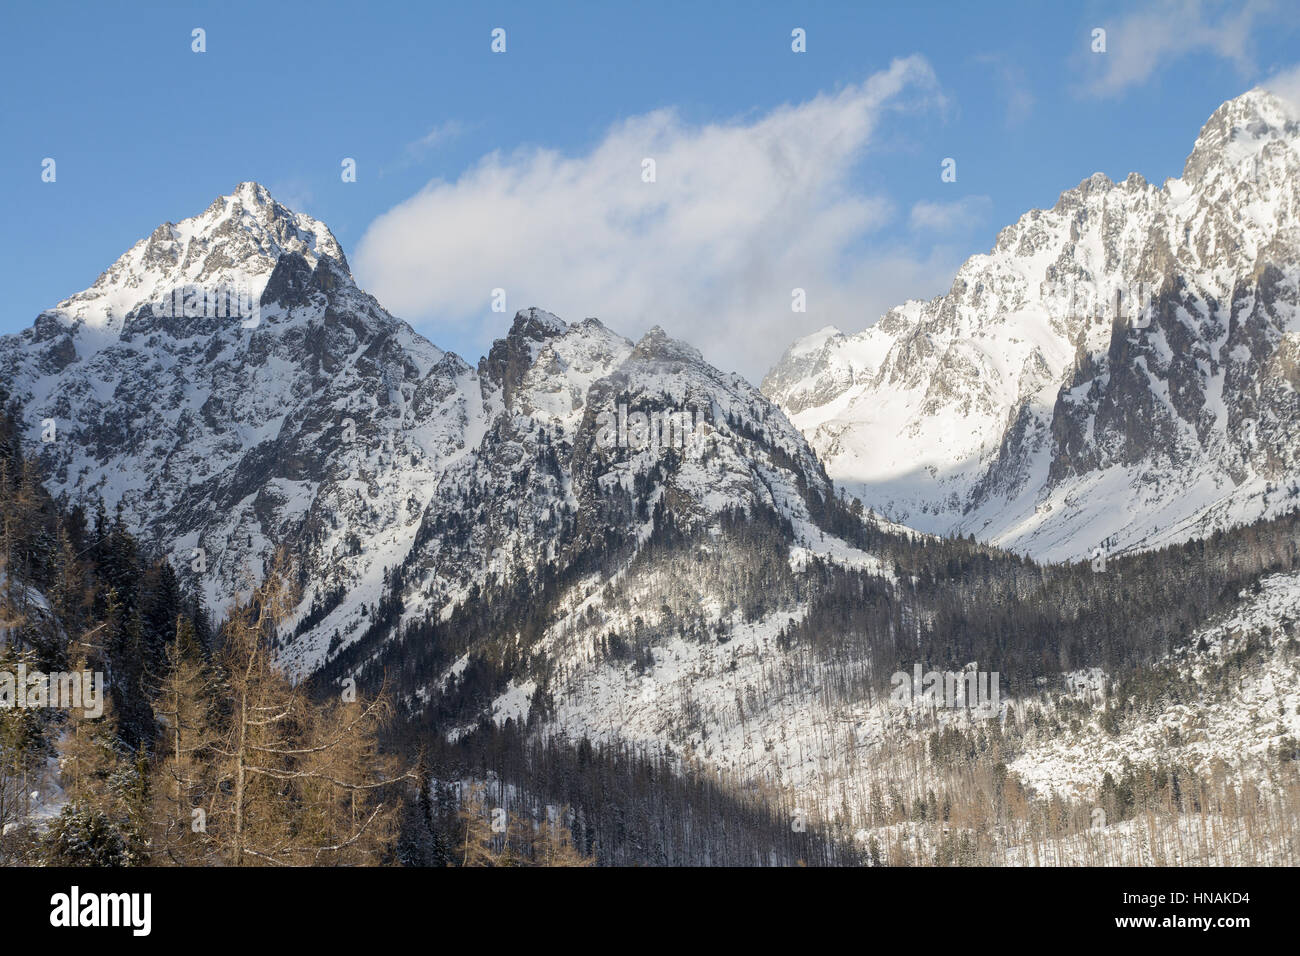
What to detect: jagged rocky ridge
<box><xmin>763</xmin><ymin>88</ymin><xmax>1300</xmax><ymax>562</ymax></box>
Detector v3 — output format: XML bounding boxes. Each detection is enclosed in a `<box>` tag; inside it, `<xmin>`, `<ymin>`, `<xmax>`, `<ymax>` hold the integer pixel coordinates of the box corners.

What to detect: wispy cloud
<box><xmin>379</xmin><ymin>120</ymin><xmax>466</xmax><ymax>177</ymax></box>
<box><xmin>1078</xmin><ymin>0</ymin><xmax>1271</xmax><ymax>99</ymax></box>
<box><xmin>354</xmin><ymin>57</ymin><xmax>952</xmax><ymax>381</ymax></box>
<box><xmin>975</xmin><ymin>54</ymin><xmax>1035</xmax><ymax>126</ymax></box>
<box><xmin>1262</xmin><ymin>62</ymin><xmax>1300</xmax><ymax>116</ymax></box>
<box><xmin>909</xmin><ymin>195</ymin><xmax>993</xmax><ymax>233</ymax></box>
<box><xmin>407</xmin><ymin>120</ymin><xmax>463</xmax><ymax>155</ymax></box>
<box><xmin>264</xmin><ymin>179</ymin><xmax>315</xmax><ymax>217</ymax></box>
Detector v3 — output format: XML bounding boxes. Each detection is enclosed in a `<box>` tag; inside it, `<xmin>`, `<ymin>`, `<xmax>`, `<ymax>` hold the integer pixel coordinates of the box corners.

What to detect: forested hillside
<box><xmin>327</xmin><ymin>420</ymin><xmax>1300</xmax><ymax>864</ymax></box>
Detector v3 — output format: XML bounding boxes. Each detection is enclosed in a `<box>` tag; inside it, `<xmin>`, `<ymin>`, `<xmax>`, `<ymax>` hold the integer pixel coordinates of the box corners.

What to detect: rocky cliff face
<box><xmin>763</xmin><ymin>89</ymin><xmax>1300</xmax><ymax>560</ymax></box>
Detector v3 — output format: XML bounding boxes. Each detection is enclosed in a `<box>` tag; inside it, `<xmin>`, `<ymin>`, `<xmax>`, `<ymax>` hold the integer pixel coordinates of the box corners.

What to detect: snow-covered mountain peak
<box><xmin>199</xmin><ymin>181</ymin><xmax>346</xmax><ymax>269</ymax></box>
<box><xmin>512</xmin><ymin>307</ymin><xmax>568</xmax><ymax>338</ymax></box>
<box><xmin>1182</xmin><ymin>88</ymin><xmax>1299</xmax><ymax>190</ymax></box>
<box><xmin>1</xmin><ymin>185</ymin><xmax>485</xmax><ymax>652</ymax></box>
<box><xmin>764</xmin><ymin>88</ymin><xmax>1300</xmax><ymax>561</ymax></box>
<box><xmin>629</xmin><ymin>325</ymin><xmax>706</xmax><ymax>366</ymax></box>
<box><xmin>46</xmin><ymin>182</ymin><xmax>346</xmax><ymax>339</ymax></box>
<box><xmin>231</xmin><ymin>179</ymin><xmax>274</xmax><ymax>207</ymax></box>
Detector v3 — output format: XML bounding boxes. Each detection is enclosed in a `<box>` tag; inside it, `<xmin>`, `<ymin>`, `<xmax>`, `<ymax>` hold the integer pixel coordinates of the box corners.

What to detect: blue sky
<box><xmin>3</xmin><ymin>0</ymin><xmax>1298</xmax><ymax>379</ymax></box>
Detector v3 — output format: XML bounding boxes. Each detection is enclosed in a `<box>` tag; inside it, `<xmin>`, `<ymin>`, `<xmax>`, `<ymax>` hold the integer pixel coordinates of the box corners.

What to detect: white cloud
<box><xmin>909</xmin><ymin>195</ymin><xmax>993</xmax><ymax>233</ymax></box>
<box><xmin>353</xmin><ymin>56</ymin><xmax>952</xmax><ymax>382</ymax></box>
<box><xmin>1079</xmin><ymin>0</ymin><xmax>1269</xmax><ymax>98</ymax></box>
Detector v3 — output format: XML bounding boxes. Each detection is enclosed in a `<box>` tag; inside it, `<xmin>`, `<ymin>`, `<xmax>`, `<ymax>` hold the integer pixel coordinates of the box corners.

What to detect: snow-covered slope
<box><xmin>1010</xmin><ymin>570</ymin><xmax>1300</xmax><ymax>800</ymax></box>
<box><xmin>475</xmin><ymin>552</ymin><xmax>1300</xmax><ymax>864</ymax></box>
<box><xmin>294</xmin><ymin>307</ymin><xmax>875</xmax><ymax>677</ymax></box>
<box><xmin>763</xmin><ymin>89</ymin><xmax>1300</xmax><ymax>561</ymax></box>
